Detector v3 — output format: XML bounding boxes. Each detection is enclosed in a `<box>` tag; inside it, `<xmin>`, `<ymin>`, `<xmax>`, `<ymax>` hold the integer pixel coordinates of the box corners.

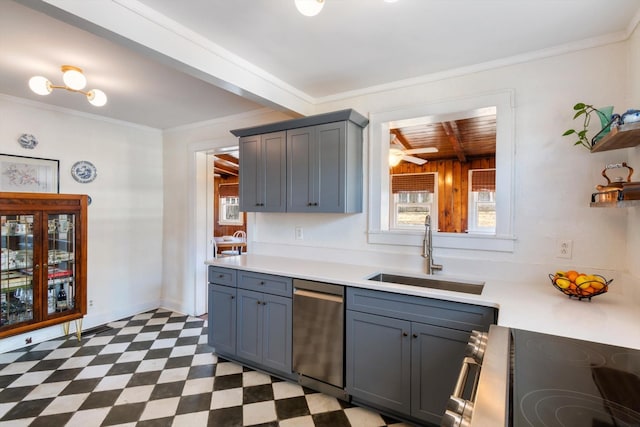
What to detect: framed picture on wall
<box><xmin>0</xmin><ymin>154</ymin><xmax>60</xmax><ymax>193</ymax></box>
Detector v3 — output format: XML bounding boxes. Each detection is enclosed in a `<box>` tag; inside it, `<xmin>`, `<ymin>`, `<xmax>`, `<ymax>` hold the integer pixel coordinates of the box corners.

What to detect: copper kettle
<box><xmin>594</xmin><ymin>162</ymin><xmax>634</xmax><ymax>202</ymax></box>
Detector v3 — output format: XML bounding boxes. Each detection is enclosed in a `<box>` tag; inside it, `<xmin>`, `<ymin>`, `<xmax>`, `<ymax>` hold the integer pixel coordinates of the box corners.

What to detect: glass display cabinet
<box><xmin>0</xmin><ymin>192</ymin><xmax>87</xmax><ymax>339</ymax></box>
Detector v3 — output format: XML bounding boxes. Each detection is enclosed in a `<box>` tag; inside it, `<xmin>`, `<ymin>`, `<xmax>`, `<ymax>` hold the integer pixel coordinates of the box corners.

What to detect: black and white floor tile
<box><xmin>0</xmin><ymin>309</ymin><xmax>412</xmax><ymax>426</ymax></box>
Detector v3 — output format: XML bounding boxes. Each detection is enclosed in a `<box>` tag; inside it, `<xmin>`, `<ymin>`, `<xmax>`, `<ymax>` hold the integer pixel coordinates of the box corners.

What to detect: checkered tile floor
<box><xmin>0</xmin><ymin>308</ymin><xmax>411</xmax><ymax>426</ymax></box>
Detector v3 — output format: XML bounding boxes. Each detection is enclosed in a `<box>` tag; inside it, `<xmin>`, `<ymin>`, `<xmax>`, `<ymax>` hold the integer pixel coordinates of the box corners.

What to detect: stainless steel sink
<box><xmin>367</xmin><ymin>273</ymin><xmax>484</xmax><ymax>295</ymax></box>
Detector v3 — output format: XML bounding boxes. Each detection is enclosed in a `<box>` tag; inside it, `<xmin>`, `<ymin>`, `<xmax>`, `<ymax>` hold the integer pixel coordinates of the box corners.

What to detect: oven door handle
<box><xmin>452</xmin><ymin>356</ymin><xmax>478</xmax><ymax>399</ymax></box>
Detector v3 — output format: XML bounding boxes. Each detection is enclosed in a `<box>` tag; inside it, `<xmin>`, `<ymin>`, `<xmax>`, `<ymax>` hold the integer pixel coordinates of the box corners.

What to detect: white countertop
<box><xmin>206</xmin><ymin>254</ymin><xmax>640</xmax><ymax>350</ymax></box>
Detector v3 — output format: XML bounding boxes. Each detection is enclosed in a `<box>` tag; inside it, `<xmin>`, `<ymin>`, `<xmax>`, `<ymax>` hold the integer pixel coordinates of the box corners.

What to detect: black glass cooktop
<box><xmin>511</xmin><ymin>329</ymin><xmax>640</xmax><ymax>427</ymax></box>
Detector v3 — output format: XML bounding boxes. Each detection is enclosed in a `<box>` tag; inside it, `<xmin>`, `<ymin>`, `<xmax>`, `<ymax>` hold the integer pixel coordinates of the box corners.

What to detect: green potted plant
<box><xmin>562</xmin><ymin>103</ymin><xmax>614</xmax><ymax>150</ymax></box>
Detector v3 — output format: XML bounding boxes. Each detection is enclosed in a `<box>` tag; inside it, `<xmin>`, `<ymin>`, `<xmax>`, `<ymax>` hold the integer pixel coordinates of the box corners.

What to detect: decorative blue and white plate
<box><xmin>71</xmin><ymin>161</ymin><xmax>97</xmax><ymax>184</ymax></box>
<box><xmin>18</xmin><ymin>134</ymin><xmax>38</xmax><ymax>149</ymax></box>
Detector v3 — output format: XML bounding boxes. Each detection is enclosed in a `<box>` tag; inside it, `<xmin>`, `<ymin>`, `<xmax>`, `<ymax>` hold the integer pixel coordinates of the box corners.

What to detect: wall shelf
<box><xmin>590</xmin><ymin>200</ymin><xmax>640</xmax><ymax>208</ymax></box>
<box><xmin>591</xmin><ymin>122</ymin><xmax>640</xmax><ymax>153</ymax></box>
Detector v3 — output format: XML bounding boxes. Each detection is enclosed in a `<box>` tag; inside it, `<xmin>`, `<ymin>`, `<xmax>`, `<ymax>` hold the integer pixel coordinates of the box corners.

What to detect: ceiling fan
<box><xmin>389</xmin><ymin>135</ymin><xmax>438</xmax><ymax>166</ymax></box>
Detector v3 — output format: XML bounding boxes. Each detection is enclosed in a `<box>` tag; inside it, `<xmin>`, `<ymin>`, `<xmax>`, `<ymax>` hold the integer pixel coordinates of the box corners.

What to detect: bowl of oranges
<box><xmin>549</xmin><ymin>270</ymin><xmax>612</xmax><ymax>301</ymax></box>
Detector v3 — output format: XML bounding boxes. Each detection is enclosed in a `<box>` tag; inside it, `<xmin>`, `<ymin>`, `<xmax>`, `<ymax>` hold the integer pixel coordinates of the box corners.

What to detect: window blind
<box><xmin>218</xmin><ymin>183</ymin><xmax>239</xmax><ymax>197</ymax></box>
<box><xmin>391</xmin><ymin>173</ymin><xmax>435</xmax><ymax>193</ymax></box>
<box><xmin>471</xmin><ymin>169</ymin><xmax>496</xmax><ymax>192</ymax></box>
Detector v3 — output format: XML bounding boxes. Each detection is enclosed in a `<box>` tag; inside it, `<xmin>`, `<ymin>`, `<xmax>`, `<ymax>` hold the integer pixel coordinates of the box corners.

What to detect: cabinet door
<box><xmin>45</xmin><ymin>213</ymin><xmax>80</xmax><ymax>318</ymax></box>
<box><xmin>287</xmin><ymin>126</ymin><xmax>316</xmax><ymax>212</ymax></box>
<box><xmin>208</xmin><ymin>284</ymin><xmax>236</xmax><ymax>356</ymax></box>
<box><xmin>287</xmin><ymin>123</ymin><xmax>348</xmax><ymax>213</ymax></box>
<box><xmin>411</xmin><ymin>322</ymin><xmax>471</xmax><ymax>425</ymax></box>
<box><xmin>1</xmin><ymin>213</ymin><xmax>38</xmax><ymax>329</ymax></box>
<box><xmin>346</xmin><ymin>310</ymin><xmax>411</xmax><ymax>415</ymax></box>
<box><xmin>239</xmin><ymin>132</ymin><xmax>286</xmax><ymax>212</ymax></box>
<box><xmin>261</xmin><ymin>293</ymin><xmax>292</xmax><ymax>374</ymax></box>
<box><xmin>236</xmin><ymin>288</ymin><xmax>262</xmax><ymax>364</ymax></box>
<box><xmin>315</xmin><ymin>122</ymin><xmax>347</xmax><ymax>213</ymax></box>
<box><xmin>239</xmin><ymin>134</ymin><xmax>261</xmax><ymax>212</ymax></box>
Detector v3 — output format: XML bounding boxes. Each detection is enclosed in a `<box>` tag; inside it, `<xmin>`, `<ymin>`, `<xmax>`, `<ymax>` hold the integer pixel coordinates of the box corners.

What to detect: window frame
<box><xmin>390</xmin><ymin>172</ymin><xmax>438</xmax><ymax>231</ymax></box>
<box><xmin>467</xmin><ymin>168</ymin><xmax>496</xmax><ymax>234</ymax></box>
<box><xmin>218</xmin><ymin>196</ymin><xmax>243</xmax><ymax>226</ymax></box>
<box><xmin>367</xmin><ymin>90</ymin><xmax>515</xmax><ymax>252</ymax></box>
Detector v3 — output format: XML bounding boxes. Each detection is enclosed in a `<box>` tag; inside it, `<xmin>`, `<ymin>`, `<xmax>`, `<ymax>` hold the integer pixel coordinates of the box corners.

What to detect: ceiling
<box><xmin>1</xmin><ymin>0</ymin><xmax>639</xmax><ymax>130</ymax></box>
<box><xmin>391</xmin><ymin>113</ymin><xmax>497</xmax><ymax>163</ymax></box>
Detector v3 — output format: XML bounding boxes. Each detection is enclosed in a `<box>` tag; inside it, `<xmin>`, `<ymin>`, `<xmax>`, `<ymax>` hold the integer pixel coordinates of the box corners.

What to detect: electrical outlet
<box><xmin>556</xmin><ymin>239</ymin><xmax>573</xmax><ymax>259</ymax></box>
<box><xmin>295</xmin><ymin>226</ymin><xmax>303</xmax><ymax>240</ymax></box>
<box><xmin>89</xmin><ymin>300</ymin><xmax>94</xmax><ymax>307</ymax></box>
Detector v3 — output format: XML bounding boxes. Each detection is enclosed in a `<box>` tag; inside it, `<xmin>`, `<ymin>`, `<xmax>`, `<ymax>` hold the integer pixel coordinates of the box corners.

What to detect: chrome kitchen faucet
<box><xmin>422</xmin><ymin>215</ymin><xmax>443</xmax><ymax>274</ymax></box>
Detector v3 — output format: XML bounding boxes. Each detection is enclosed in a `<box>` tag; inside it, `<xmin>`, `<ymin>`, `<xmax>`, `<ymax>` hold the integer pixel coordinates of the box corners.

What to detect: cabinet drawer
<box><xmin>347</xmin><ymin>287</ymin><xmax>496</xmax><ymax>332</ymax></box>
<box><xmin>238</xmin><ymin>271</ymin><xmax>292</xmax><ymax>297</ymax></box>
<box><xmin>208</xmin><ymin>266</ymin><xmax>237</xmax><ymax>287</ymax></box>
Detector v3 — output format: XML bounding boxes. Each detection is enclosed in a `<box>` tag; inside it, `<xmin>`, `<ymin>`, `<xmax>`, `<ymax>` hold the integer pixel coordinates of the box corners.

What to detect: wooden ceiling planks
<box><xmin>392</xmin><ymin>114</ymin><xmax>496</xmax><ymax>163</ymax></box>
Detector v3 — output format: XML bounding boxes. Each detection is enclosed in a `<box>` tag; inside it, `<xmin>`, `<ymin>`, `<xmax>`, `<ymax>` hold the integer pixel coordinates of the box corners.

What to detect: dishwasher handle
<box><xmin>293</xmin><ymin>288</ymin><xmax>344</xmax><ymax>304</ymax></box>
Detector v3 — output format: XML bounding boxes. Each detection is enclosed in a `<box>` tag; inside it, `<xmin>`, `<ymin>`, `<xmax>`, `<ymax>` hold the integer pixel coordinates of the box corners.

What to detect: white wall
<box><xmin>250</xmin><ymin>42</ymin><xmax>633</xmax><ymax>279</ymax></box>
<box><xmin>161</xmin><ymin>109</ymin><xmax>293</xmax><ymax>316</ymax></box>
<box><xmin>0</xmin><ymin>96</ymin><xmax>163</xmax><ymax>352</ymax></box>
<box><xmin>160</xmin><ymin>39</ymin><xmax>638</xmax><ymax>325</ymax></box>
<box><xmin>627</xmin><ymin>23</ymin><xmax>640</xmax><ymax>278</ymax></box>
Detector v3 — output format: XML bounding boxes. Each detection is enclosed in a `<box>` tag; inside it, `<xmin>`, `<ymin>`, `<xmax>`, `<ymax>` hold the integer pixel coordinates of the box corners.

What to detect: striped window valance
<box><xmin>391</xmin><ymin>173</ymin><xmax>435</xmax><ymax>193</ymax></box>
<box><xmin>471</xmin><ymin>169</ymin><xmax>496</xmax><ymax>192</ymax></box>
<box><xmin>218</xmin><ymin>183</ymin><xmax>238</xmax><ymax>197</ymax></box>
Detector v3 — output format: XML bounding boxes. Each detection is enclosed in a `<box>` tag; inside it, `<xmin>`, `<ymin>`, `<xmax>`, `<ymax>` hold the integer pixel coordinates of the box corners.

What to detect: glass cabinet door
<box><xmin>1</xmin><ymin>214</ymin><xmax>35</xmax><ymax>327</ymax></box>
<box><xmin>47</xmin><ymin>214</ymin><xmax>76</xmax><ymax>315</ymax></box>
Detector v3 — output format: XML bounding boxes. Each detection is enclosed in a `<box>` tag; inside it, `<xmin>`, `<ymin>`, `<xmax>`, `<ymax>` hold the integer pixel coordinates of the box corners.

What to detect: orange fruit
<box><xmin>581</xmin><ymin>286</ymin><xmax>595</xmax><ymax>296</ymax></box>
<box><xmin>566</xmin><ymin>270</ymin><xmax>579</xmax><ymax>282</ymax></box>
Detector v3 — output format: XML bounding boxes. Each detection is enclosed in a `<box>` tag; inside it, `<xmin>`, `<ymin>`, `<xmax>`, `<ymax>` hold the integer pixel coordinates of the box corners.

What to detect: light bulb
<box><xmin>389</xmin><ymin>149</ymin><xmax>402</xmax><ymax>167</ymax></box>
<box><xmin>295</xmin><ymin>0</ymin><xmax>324</xmax><ymax>16</ymax></box>
<box><xmin>62</xmin><ymin>66</ymin><xmax>87</xmax><ymax>90</ymax></box>
<box><xmin>29</xmin><ymin>76</ymin><xmax>52</xmax><ymax>95</ymax></box>
<box><xmin>87</xmin><ymin>89</ymin><xmax>107</xmax><ymax>107</ymax></box>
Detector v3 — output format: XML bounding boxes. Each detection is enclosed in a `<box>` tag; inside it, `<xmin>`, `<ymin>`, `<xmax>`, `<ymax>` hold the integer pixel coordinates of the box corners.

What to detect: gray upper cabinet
<box><xmin>287</xmin><ymin>122</ymin><xmax>362</xmax><ymax>213</ymax></box>
<box><xmin>239</xmin><ymin>131</ymin><xmax>286</xmax><ymax>212</ymax></box>
<box><xmin>232</xmin><ymin>109</ymin><xmax>368</xmax><ymax>214</ymax></box>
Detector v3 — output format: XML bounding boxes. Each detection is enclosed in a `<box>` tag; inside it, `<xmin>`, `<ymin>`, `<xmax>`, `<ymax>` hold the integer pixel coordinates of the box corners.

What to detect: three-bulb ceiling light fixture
<box><xmin>295</xmin><ymin>0</ymin><xmax>398</xmax><ymax>16</ymax></box>
<box><xmin>29</xmin><ymin>65</ymin><xmax>107</xmax><ymax>107</ymax></box>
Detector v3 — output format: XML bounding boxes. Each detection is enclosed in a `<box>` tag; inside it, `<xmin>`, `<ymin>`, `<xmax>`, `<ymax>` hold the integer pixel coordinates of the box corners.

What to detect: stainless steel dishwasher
<box><xmin>292</xmin><ymin>279</ymin><xmax>346</xmax><ymax>399</ymax></box>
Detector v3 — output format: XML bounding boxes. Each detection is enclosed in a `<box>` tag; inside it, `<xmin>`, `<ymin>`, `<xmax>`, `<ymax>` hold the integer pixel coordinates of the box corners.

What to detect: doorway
<box><xmin>193</xmin><ymin>144</ymin><xmax>241</xmax><ymax>317</ymax></box>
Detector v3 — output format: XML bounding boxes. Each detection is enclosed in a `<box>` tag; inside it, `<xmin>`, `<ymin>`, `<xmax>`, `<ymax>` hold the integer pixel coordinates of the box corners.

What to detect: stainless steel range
<box><xmin>444</xmin><ymin>325</ymin><xmax>640</xmax><ymax>426</ymax></box>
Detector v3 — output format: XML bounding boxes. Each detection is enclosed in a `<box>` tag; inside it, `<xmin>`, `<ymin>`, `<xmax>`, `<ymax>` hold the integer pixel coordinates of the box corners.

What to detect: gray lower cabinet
<box><xmin>236</xmin><ymin>288</ymin><xmax>292</xmax><ymax>375</ymax></box>
<box><xmin>346</xmin><ymin>287</ymin><xmax>497</xmax><ymax>425</ymax></box>
<box><xmin>235</xmin><ymin>271</ymin><xmax>293</xmax><ymax>376</ymax></box>
<box><xmin>208</xmin><ymin>283</ymin><xmax>236</xmax><ymax>356</ymax></box>
<box><xmin>410</xmin><ymin>322</ymin><xmax>474</xmax><ymax>424</ymax></box>
<box><xmin>208</xmin><ymin>267</ymin><xmax>293</xmax><ymax>378</ymax></box>
<box><xmin>346</xmin><ymin>310</ymin><xmax>411</xmax><ymax>415</ymax></box>
<box><xmin>207</xmin><ymin>267</ymin><xmax>238</xmax><ymax>357</ymax></box>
